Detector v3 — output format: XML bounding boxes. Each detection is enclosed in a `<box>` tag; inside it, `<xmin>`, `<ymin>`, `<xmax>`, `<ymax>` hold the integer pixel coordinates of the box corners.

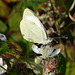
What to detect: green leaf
<box><xmin>0</xmin><ymin>41</ymin><xmax>22</xmax><ymax>58</ymax></box>
<box><xmin>8</xmin><ymin>11</ymin><xmax>21</xmax><ymax>30</ymax></box>
<box><xmin>18</xmin><ymin>57</ymin><xmax>43</xmax><ymax>74</ymax></box>
<box><xmin>64</xmin><ymin>0</ymin><xmax>73</xmax><ymax>13</ymax></box>
<box><xmin>56</xmin><ymin>54</ymin><xmax>66</xmax><ymax>75</ymax></box>
<box><xmin>0</xmin><ymin>0</ymin><xmax>10</xmax><ymax>17</ymax></box>
<box><xmin>8</xmin><ymin>2</ymin><xmax>23</xmax><ymax>30</ymax></box>
<box><xmin>66</xmin><ymin>62</ymin><xmax>75</xmax><ymax>75</ymax></box>
<box><xmin>0</xmin><ymin>20</ymin><xmax>7</xmax><ymax>33</ymax></box>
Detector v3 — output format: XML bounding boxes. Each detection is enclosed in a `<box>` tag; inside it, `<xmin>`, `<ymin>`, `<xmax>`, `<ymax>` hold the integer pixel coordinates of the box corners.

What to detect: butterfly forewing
<box><xmin>20</xmin><ymin>19</ymin><xmax>47</xmax><ymax>44</ymax></box>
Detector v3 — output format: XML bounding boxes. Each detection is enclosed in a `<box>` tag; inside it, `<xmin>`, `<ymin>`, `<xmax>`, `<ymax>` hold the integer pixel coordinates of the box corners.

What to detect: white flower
<box><xmin>0</xmin><ymin>33</ymin><xmax>7</xmax><ymax>41</ymax></box>
<box><xmin>0</xmin><ymin>58</ymin><xmax>7</xmax><ymax>74</ymax></box>
<box><xmin>32</xmin><ymin>44</ymin><xmax>60</xmax><ymax>59</ymax></box>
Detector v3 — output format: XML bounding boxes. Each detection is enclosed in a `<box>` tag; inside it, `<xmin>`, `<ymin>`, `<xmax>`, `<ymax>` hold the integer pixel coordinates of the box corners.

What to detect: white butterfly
<box><xmin>20</xmin><ymin>8</ymin><xmax>52</xmax><ymax>44</ymax></box>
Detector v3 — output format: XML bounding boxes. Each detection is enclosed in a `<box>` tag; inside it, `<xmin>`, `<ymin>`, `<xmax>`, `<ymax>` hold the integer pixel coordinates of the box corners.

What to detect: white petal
<box><xmin>32</xmin><ymin>45</ymin><xmax>41</xmax><ymax>54</ymax></box>
<box><xmin>3</xmin><ymin>64</ymin><xmax>7</xmax><ymax>70</ymax></box>
<box><xmin>40</xmin><ymin>56</ymin><xmax>46</xmax><ymax>59</ymax></box>
<box><xmin>0</xmin><ymin>69</ymin><xmax>6</xmax><ymax>74</ymax></box>
<box><xmin>0</xmin><ymin>64</ymin><xmax>7</xmax><ymax>74</ymax></box>
<box><xmin>50</xmin><ymin>49</ymin><xmax>60</xmax><ymax>57</ymax></box>
<box><xmin>0</xmin><ymin>58</ymin><xmax>3</xmax><ymax>66</ymax></box>
<box><xmin>48</xmin><ymin>48</ymin><xmax>54</xmax><ymax>55</ymax></box>
<box><xmin>45</xmin><ymin>46</ymin><xmax>54</xmax><ymax>56</ymax></box>
<box><xmin>45</xmin><ymin>45</ymin><xmax>50</xmax><ymax>49</ymax></box>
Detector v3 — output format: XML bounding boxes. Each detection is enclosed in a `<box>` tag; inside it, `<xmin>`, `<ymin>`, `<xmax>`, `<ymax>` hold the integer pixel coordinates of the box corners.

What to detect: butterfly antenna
<box><xmin>52</xmin><ymin>36</ymin><xmax>68</xmax><ymax>39</ymax></box>
<box><xmin>53</xmin><ymin>39</ymin><xmax>58</xmax><ymax>43</ymax></box>
<box><xmin>51</xmin><ymin>36</ymin><xmax>68</xmax><ymax>44</ymax></box>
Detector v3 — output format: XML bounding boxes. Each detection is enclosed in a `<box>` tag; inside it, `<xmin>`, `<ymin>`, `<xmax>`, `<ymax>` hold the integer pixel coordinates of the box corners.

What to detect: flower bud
<box><xmin>0</xmin><ymin>33</ymin><xmax>7</xmax><ymax>41</ymax></box>
<box><xmin>35</xmin><ymin>57</ymin><xmax>42</xmax><ymax>64</ymax></box>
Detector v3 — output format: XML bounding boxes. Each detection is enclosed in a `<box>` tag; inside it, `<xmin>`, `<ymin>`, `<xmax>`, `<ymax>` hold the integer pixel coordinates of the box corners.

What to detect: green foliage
<box><xmin>0</xmin><ymin>41</ymin><xmax>8</xmax><ymax>54</ymax></box>
<box><xmin>56</xmin><ymin>54</ymin><xmax>66</xmax><ymax>75</ymax></box>
<box><xmin>6</xmin><ymin>63</ymin><xmax>36</xmax><ymax>75</ymax></box>
<box><xmin>0</xmin><ymin>0</ymin><xmax>10</xmax><ymax>17</ymax></box>
<box><xmin>0</xmin><ymin>0</ymin><xmax>75</xmax><ymax>75</ymax></box>
<box><xmin>66</xmin><ymin>62</ymin><xmax>75</xmax><ymax>75</ymax></box>
<box><xmin>25</xmin><ymin>0</ymin><xmax>46</xmax><ymax>10</ymax></box>
<box><xmin>64</xmin><ymin>0</ymin><xmax>73</xmax><ymax>13</ymax></box>
<box><xmin>0</xmin><ymin>20</ymin><xmax>7</xmax><ymax>33</ymax></box>
<box><xmin>0</xmin><ymin>41</ymin><xmax>22</xmax><ymax>58</ymax></box>
<box><xmin>18</xmin><ymin>57</ymin><xmax>42</xmax><ymax>74</ymax></box>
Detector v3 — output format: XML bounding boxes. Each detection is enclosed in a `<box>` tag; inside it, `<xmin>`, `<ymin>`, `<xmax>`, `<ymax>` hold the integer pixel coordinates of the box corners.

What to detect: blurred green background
<box><xmin>0</xmin><ymin>0</ymin><xmax>75</xmax><ymax>75</ymax></box>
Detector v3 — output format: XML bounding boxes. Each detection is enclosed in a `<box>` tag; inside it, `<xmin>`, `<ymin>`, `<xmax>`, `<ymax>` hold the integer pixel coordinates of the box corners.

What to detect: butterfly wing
<box><xmin>20</xmin><ymin>8</ymin><xmax>49</xmax><ymax>44</ymax></box>
<box><xmin>23</xmin><ymin>8</ymin><xmax>36</xmax><ymax>18</ymax></box>
<box><xmin>20</xmin><ymin>19</ymin><xmax>47</xmax><ymax>44</ymax></box>
<box><xmin>23</xmin><ymin>8</ymin><xmax>47</xmax><ymax>39</ymax></box>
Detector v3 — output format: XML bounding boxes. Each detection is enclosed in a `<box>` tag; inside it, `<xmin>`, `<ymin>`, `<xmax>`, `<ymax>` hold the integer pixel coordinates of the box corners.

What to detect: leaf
<box><xmin>64</xmin><ymin>0</ymin><xmax>73</xmax><ymax>13</ymax></box>
<box><xmin>7</xmin><ymin>30</ymin><xmax>22</xmax><ymax>42</ymax></box>
<box><xmin>8</xmin><ymin>2</ymin><xmax>23</xmax><ymax>30</ymax></box>
<box><xmin>65</xmin><ymin>41</ymin><xmax>75</xmax><ymax>61</ymax></box>
<box><xmin>18</xmin><ymin>57</ymin><xmax>42</xmax><ymax>74</ymax></box>
<box><xmin>56</xmin><ymin>54</ymin><xmax>66</xmax><ymax>75</ymax></box>
<box><xmin>0</xmin><ymin>41</ymin><xmax>22</xmax><ymax>58</ymax></box>
<box><xmin>25</xmin><ymin>0</ymin><xmax>46</xmax><ymax>10</ymax></box>
<box><xmin>0</xmin><ymin>20</ymin><xmax>8</xmax><ymax>33</ymax></box>
<box><xmin>0</xmin><ymin>0</ymin><xmax>10</xmax><ymax>17</ymax></box>
<box><xmin>8</xmin><ymin>11</ymin><xmax>21</xmax><ymax>30</ymax></box>
<box><xmin>66</xmin><ymin>62</ymin><xmax>75</xmax><ymax>75</ymax></box>
<box><xmin>7</xmin><ymin>2</ymin><xmax>23</xmax><ymax>41</ymax></box>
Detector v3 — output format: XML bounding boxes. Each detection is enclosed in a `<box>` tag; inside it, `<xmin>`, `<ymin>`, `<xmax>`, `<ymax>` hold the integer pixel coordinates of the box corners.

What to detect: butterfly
<box><xmin>20</xmin><ymin>8</ymin><xmax>52</xmax><ymax>44</ymax></box>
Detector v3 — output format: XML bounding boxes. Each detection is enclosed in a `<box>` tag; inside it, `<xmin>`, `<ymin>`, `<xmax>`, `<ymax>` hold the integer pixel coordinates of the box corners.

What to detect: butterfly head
<box><xmin>42</xmin><ymin>38</ymin><xmax>53</xmax><ymax>45</ymax></box>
